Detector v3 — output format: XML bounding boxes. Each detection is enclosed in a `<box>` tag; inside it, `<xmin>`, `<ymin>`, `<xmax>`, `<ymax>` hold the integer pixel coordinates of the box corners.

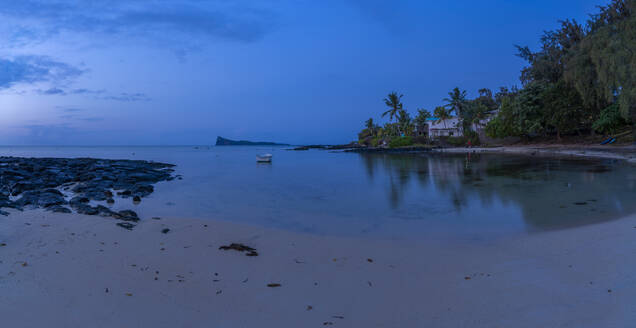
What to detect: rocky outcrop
<box><xmin>0</xmin><ymin>157</ymin><xmax>176</xmax><ymax>229</ymax></box>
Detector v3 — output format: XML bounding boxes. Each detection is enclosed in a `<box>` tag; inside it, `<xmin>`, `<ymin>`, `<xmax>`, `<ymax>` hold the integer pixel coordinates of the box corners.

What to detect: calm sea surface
<box><xmin>1</xmin><ymin>146</ymin><xmax>635</xmax><ymax>241</ymax></box>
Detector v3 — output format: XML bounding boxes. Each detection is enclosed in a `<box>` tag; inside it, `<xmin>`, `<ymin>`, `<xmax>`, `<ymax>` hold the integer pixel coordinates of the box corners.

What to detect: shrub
<box><xmin>592</xmin><ymin>104</ymin><xmax>627</xmax><ymax>135</ymax></box>
<box><xmin>444</xmin><ymin>133</ymin><xmax>480</xmax><ymax>147</ymax></box>
<box><xmin>413</xmin><ymin>135</ymin><xmax>429</xmax><ymax>145</ymax></box>
<box><xmin>446</xmin><ymin>136</ymin><xmax>466</xmax><ymax>146</ymax></box>
<box><xmin>388</xmin><ymin>136</ymin><xmax>414</xmax><ymax>148</ymax></box>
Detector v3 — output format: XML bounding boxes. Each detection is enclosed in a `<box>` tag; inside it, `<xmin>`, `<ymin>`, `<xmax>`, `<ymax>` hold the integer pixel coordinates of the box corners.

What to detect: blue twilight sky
<box><xmin>0</xmin><ymin>0</ymin><xmax>607</xmax><ymax>145</ymax></box>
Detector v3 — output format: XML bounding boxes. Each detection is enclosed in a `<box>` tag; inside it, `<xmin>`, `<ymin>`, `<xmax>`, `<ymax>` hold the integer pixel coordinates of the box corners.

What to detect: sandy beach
<box><xmin>2</xmin><ymin>210</ymin><xmax>636</xmax><ymax>327</ymax></box>
<box><xmin>435</xmin><ymin>145</ymin><xmax>636</xmax><ymax>163</ymax></box>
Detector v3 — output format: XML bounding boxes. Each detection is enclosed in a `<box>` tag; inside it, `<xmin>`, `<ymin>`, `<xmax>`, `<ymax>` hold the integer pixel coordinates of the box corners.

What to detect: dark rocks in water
<box><xmin>288</xmin><ymin>145</ymin><xmax>328</xmax><ymax>151</ymax></box>
<box><xmin>74</xmin><ymin>203</ymin><xmax>99</xmax><ymax>215</ymax></box>
<box><xmin>0</xmin><ymin>210</ymin><xmax>9</xmax><ymax>216</ymax></box>
<box><xmin>14</xmin><ymin>189</ymin><xmax>66</xmax><ymax>208</ymax></box>
<box><xmin>133</xmin><ymin>196</ymin><xmax>141</xmax><ymax>203</ymax></box>
<box><xmin>161</xmin><ymin>228</ymin><xmax>170</xmax><ymax>234</ymax></box>
<box><xmin>326</xmin><ymin>143</ymin><xmax>364</xmax><ymax>150</ymax></box>
<box><xmin>215</xmin><ymin>136</ymin><xmax>289</xmax><ymax>146</ymax></box>
<box><xmin>117</xmin><ymin>190</ymin><xmax>133</xmax><ymax>197</ymax></box>
<box><xmin>219</xmin><ymin>243</ymin><xmax>259</xmax><ymax>257</ymax></box>
<box><xmin>0</xmin><ymin>157</ymin><xmax>175</xmax><ymax>221</ymax></box>
<box><xmin>117</xmin><ymin>210</ymin><xmax>139</xmax><ymax>222</ymax></box>
<box><xmin>116</xmin><ymin>222</ymin><xmax>135</xmax><ymax>230</ymax></box>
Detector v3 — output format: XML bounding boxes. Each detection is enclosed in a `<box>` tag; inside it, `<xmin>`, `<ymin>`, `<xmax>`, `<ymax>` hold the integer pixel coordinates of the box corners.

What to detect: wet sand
<box><xmin>1</xmin><ymin>210</ymin><xmax>636</xmax><ymax>327</ymax></box>
<box><xmin>436</xmin><ymin>145</ymin><xmax>636</xmax><ymax>163</ymax></box>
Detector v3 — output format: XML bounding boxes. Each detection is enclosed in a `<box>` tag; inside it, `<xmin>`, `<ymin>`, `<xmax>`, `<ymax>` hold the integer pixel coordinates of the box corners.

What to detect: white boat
<box><xmin>256</xmin><ymin>153</ymin><xmax>273</xmax><ymax>163</ymax></box>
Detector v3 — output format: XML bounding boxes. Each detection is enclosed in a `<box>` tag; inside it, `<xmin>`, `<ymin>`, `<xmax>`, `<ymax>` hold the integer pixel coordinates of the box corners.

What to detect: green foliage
<box><xmin>486</xmin><ymin>94</ymin><xmax>523</xmax><ymax>138</ymax></box>
<box><xmin>388</xmin><ymin>136</ymin><xmax>414</xmax><ymax>148</ymax></box>
<box><xmin>487</xmin><ymin>0</ymin><xmax>636</xmax><ymax>140</ymax></box>
<box><xmin>357</xmin><ymin>128</ymin><xmax>373</xmax><ymax>145</ymax></box>
<box><xmin>414</xmin><ymin>108</ymin><xmax>432</xmax><ymax>133</ymax></box>
<box><xmin>361</xmin><ymin>1</ymin><xmax>636</xmax><ymax>144</ymax></box>
<box><xmin>592</xmin><ymin>104</ymin><xmax>628</xmax><ymax>134</ymax></box>
<box><xmin>383</xmin><ymin>122</ymin><xmax>401</xmax><ymax>137</ymax></box>
<box><xmin>397</xmin><ymin>109</ymin><xmax>414</xmax><ymax>136</ymax></box>
<box><xmin>433</xmin><ymin>106</ymin><xmax>451</xmax><ymax>123</ymax></box>
<box><xmin>444</xmin><ymin>132</ymin><xmax>480</xmax><ymax>147</ymax></box>
<box><xmin>413</xmin><ymin>135</ymin><xmax>429</xmax><ymax>145</ymax></box>
<box><xmin>443</xmin><ymin>87</ymin><xmax>468</xmax><ymax>117</ymax></box>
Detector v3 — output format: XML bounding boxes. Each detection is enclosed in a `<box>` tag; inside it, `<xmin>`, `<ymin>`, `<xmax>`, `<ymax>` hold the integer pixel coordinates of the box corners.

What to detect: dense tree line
<box><xmin>360</xmin><ymin>0</ymin><xmax>635</xmax><ymax>147</ymax></box>
<box><xmin>487</xmin><ymin>0</ymin><xmax>636</xmax><ymax>140</ymax></box>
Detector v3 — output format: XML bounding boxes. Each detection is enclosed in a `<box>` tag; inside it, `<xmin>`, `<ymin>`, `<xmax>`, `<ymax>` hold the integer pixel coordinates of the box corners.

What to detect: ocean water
<box><xmin>1</xmin><ymin>146</ymin><xmax>635</xmax><ymax>241</ymax></box>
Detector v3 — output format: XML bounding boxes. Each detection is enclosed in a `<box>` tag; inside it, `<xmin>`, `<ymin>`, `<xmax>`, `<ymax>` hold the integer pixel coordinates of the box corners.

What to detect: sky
<box><xmin>0</xmin><ymin>0</ymin><xmax>608</xmax><ymax>145</ymax></box>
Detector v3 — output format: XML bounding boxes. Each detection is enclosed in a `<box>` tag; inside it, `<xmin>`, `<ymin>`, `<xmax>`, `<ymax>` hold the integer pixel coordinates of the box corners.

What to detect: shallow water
<box><xmin>1</xmin><ymin>146</ymin><xmax>635</xmax><ymax>241</ymax></box>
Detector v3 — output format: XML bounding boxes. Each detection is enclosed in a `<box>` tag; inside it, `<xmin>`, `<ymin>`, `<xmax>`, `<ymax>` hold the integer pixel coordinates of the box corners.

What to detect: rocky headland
<box><xmin>0</xmin><ymin>157</ymin><xmax>177</xmax><ymax>229</ymax></box>
<box><xmin>215</xmin><ymin>136</ymin><xmax>289</xmax><ymax>146</ymax></box>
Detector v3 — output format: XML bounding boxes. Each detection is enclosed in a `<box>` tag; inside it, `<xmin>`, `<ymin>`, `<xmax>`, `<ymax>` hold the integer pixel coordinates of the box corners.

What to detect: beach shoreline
<box><xmin>433</xmin><ymin>144</ymin><xmax>636</xmax><ymax>162</ymax></box>
<box><xmin>2</xmin><ymin>210</ymin><xmax>636</xmax><ymax>327</ymax></box>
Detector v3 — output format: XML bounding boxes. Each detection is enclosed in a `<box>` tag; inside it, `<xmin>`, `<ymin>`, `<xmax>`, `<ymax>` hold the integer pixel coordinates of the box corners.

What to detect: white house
<box><xmin>429</xmin><ymin>117</ymin><xmax>463</xmax><ymax>138</ymax></box>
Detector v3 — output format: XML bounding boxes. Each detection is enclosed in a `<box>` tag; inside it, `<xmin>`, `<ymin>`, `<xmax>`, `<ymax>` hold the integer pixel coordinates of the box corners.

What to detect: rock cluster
<box><xmin>0</xmin><ymin>157</ymin><xmax>176</xmax><ymax>227</ymax></box>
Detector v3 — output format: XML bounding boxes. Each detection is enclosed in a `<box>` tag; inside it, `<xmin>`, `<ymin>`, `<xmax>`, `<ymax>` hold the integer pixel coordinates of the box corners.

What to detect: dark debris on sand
<box><xmin>219</xmin><ymin>243</ymin><xmax>259</xmax><ymax>256</ymax></box>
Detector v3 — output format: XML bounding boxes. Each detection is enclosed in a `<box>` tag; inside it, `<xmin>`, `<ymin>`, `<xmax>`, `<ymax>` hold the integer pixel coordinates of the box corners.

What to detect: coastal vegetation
<box><xmin>359</xmin><ymin>0</ymin><xmax>636</xmax><ymax>147</ymax></box>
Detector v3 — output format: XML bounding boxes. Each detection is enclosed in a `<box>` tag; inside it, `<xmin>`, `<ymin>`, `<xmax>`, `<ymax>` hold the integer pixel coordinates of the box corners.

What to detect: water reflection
<box><xmin>0</xmin><ymin>146</ymin><xmax>634</xmax><ymax>238</ymax></box>
<box><xmin>359</xmin><ymin>152</ymin><xmax>636</xmax><ymax>231</ymax></box>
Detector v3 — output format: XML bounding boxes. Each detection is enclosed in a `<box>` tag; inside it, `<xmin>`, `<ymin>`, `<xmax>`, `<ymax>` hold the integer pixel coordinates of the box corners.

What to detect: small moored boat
<box><xmin>256</xmin><ymin>154</ymin><xmax>273</xmax><ymax>163</ymax></box>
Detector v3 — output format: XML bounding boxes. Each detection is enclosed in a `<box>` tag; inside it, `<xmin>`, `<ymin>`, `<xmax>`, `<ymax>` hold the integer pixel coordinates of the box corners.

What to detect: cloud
<box><xmin>39</xmin><ymin>88</ymin><xmax>150</xmax><ymax>102</ymax></box>
<box><xmin>58</xmin><ymin>107</ymin><xmax>83</xmax><ymax>112</ymax></box>
<box><xmin>0</xmin><ymin>1</ymin><xmax>276</xmax><ymax>48</ymax></box>
<box><xmin>0</xmin><ymin>56</ymin><xmax>83</xmax><ymax>89</ymax></box>
<box><xmin>101</xmin><ymin>92</ymin><xmax>151</xmax><ymax>102</ymax></box>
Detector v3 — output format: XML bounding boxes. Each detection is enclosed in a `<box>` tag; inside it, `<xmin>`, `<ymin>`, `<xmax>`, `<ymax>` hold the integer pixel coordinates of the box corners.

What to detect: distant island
<box><xmin>215</xmin><ymin>136</ymin><xmax>289</xmax><ymax>146</ymax></box>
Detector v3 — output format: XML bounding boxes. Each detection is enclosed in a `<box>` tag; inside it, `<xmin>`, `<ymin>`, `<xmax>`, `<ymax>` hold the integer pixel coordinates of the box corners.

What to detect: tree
<box><xmin>382</xmin><ymin>92</ymin><xmax>404</xmax><ymax>122</ymax></box>
<box><xmin>383</xmin><ymin>122</ymin><xmax>401</xmax><ymax>137</ymax></box>
<box><xmin>397</xmin><ymin>109</ymin><xmax>414</xmax><ymax>136</ymax></box>
<box><xmin>414</xmin><ymin>109</ymin><xmax>432</xmax><ymax>134</ymax></box>
<box><xmin>365</xmin><ymin>118</ymin><xmax>380</xmax><ymax>137</ymax></box>
<box><xmin>443</xmin><ymin>87</ymin><xmax>467</xmax><ymax>117</ymax></box>
<box><xmin>433</xmin><ymin>106</ymin><xmax>451</xmax><ymax>129</ymax></box>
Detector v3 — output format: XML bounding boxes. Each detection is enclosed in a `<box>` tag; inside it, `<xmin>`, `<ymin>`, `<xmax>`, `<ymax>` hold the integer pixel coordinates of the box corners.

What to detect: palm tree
<box><xmin>433</xmin><ymin>106</ymin><xmax>451</xmax><ymax>129</ymax></box>
<box><xmin>414</xmin><ymin>109</ymin><xmax>431</xmax><ymax>125</ymax></box>
<box><xmin>382</xmin><ymin>92</ymin><xmax>403</xmax><ymax>122</ymax></box>
<box><xmin>443</xmin><ymin>87</ymin><xmax>467</xmax><ymax>117</ymax></box>
<box><xmin>365</xmin><ymin>118</ymin><xmax>377</xmax><ymax>137</ymax></box>
<box><xmin>365</xmin><ymin>117</ymin><xmax>374</xmax><ymax>129</ymax></box>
